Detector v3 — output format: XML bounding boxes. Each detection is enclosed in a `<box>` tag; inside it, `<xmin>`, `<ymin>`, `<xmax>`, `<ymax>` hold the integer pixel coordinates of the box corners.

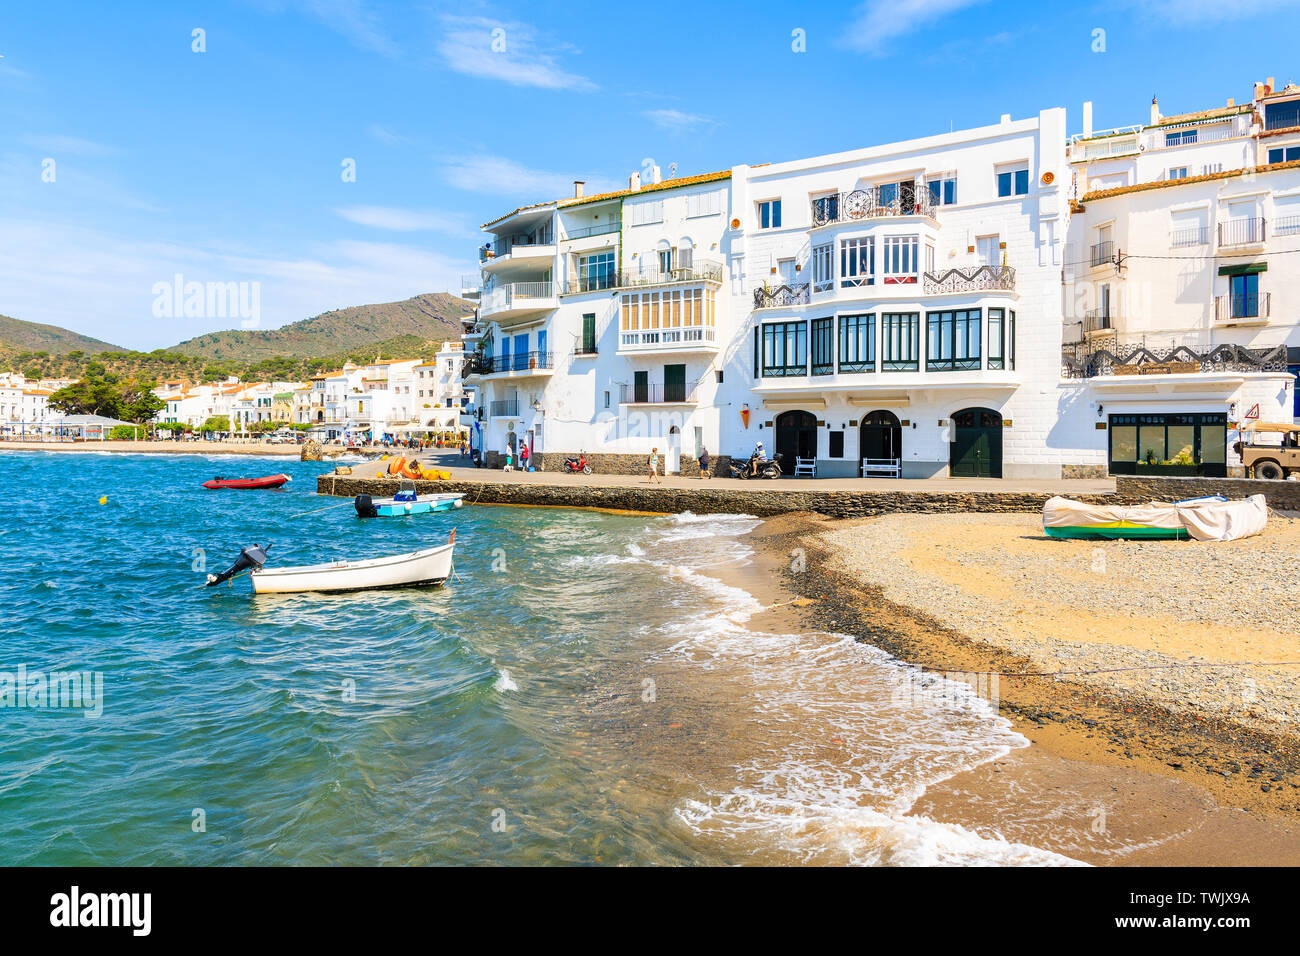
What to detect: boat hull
<box><xmin>251</xmin><ymin>543</ymin><xmax>454</xmax><ymax>594</ymax></box>
<box><xmin>366</xmin><ymin>493</ymin><xmax>464</xmax><ymax>517</ymax></box>
<box><xmin>203</xmin><ymin>474</ymin><xmax>292</xmax><ymax>490</ymax></box>
<box><xmin>1044</xmin><ymin>525</ymin><xmax>1188</xmax><ymax>540</ymax></box>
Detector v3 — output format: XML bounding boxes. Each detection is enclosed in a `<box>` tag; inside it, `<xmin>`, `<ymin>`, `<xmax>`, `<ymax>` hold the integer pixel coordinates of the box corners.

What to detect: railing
<box><xmin>1215</xmin><ymin>293</ymin><xmax>1270</xmax><ymax>321</ymax></box>
<box><xmin>619</xmin><ymin>327</ymin><xmax>717</xmax><ymax>349</ymax></box>
<box><xmin>809</xmin><ymin>184</ymin><xmax>938</xmax><ymax>226</ymax></box>
<box><xmin>1083</xmin><ymin>309</ymin><xmax>1113</xmax><ymax>333</ymax></box>
<box><xmin>479</xmin><ymin>281</ymin><xmax>555</xmax><ymax>316</ymax></box>
<box><xmin>1090</xmin><ymin>240</ymin><xmax>1114</xmax><ymax>266</ymax></box>
<box><xmin>615</xmin><ymin>261</ymin><xmax>724</xmax><ymax>288</ymax></box>
<box><xmin>480</xmin><ymin>234</ymin><xmax>554</xmax><ymax>260</ymax></box>
<box><xmin>561</xmin><ymin>274</ymin><xmax>619</xmax><ymax>295</ymax></box>
<box><xmin>1140</xmin><ymin>115</ymin><xmax>1251</xmax><ymax>151</ymax></box>
<box><xmin>1277</xmin><ymin>215</ymin><xmax>1300</xmax><ymax>237</ymax></box>
<box><xmin>1218</xmin><ymin>218</ymin><xmax>1266</xmax><ymax>246</ymax></box>
<box><xmin>753</xmin><ymin>283</ymin><xmax>810</xmax><ymax>308</ymax></box>
<box><xmin>1264</xmin><ymin>106</ymin><xmax>1300</xmax><ymax>132</ymax></box>
<box><xmin>1068</xmin><ymin>133</ymin><xmax>1139</xmax><ymax>163</ymax></box>
<box><xmin>472</xmin><ymin>351</ymin><xmax>554</xmax><ymax>374</ymax></box>
<box><xmin>573</xmin><ymin>344</ymin><xmax>598</xmax><ymax>356</ymax></box>
<box><xmin>488</xmin><ymin>400</ymin><xmax>520</xmax><ymax>418</ymax></box>
<box><xmin>1062</xmin><ymin>342</ymin><xmax>1288</xmax><ymax>379</ymax></box>
<box><xmin>1171</xmin><ymin>226</ymin><xmax>1210</xmax><ymax>248</ymax></box>
<box><xmin>922</xmin><ymin>265</ymin><xmax>1016</xmax><ymax>294</ymax></box>
<box><xmin>562</xmin><ymin>221</ymin><xmax>620</xmax><ymax>240</ymax></box>
<box><xmin>619</xmin><ymin>383</ymin><xmax>697</xmax><ymax>404</ymax></box>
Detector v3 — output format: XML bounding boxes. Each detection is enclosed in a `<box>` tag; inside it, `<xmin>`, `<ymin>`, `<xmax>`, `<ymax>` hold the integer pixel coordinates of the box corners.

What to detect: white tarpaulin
<box><xmin>1043</xmin><ymin>495</ymin><xmax>1269</xmax><ymax>542</ymax></box>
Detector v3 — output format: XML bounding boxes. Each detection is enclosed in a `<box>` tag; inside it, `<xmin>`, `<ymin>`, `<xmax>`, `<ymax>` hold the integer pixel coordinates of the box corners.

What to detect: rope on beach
<box><xmin>921</xmin><ymin>659</ymin><xmax>1300</xmax><ymax>679</ymax></box>
<box><xmin>288</xmin><ymin>499</ymin><xmax>356</xmax><ymax>519</ymax></box>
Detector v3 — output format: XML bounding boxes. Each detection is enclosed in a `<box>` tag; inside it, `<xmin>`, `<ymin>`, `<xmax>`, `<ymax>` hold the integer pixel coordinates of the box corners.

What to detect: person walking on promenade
<box><xmin>648</xmin><ymin>448</ymin><xmax>661</xmax><ymax>484</ymax></box>
<box><xmin>698</xmin><ymin>446</ymin><xmax>711</xmax><ymax>479</ymax></box>
<box><xmin>519</xmin><ymin>441</ymin><xmax>530</xmax><ymax>472</ymax></box>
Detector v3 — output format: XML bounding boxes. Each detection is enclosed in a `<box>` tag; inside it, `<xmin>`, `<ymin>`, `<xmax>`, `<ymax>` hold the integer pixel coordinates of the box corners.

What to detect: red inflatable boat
<box><xmin>202</xmin><ymin>474</ymin><xmax>292</xmax><ymax>490</ymax></box>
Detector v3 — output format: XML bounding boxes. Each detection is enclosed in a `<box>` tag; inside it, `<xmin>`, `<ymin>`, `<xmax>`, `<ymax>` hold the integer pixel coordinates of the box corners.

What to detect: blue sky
<box><xmin>1</xmin><ymin>0</ymin><xmax>1297</xmax><ymax>349</ymax></box>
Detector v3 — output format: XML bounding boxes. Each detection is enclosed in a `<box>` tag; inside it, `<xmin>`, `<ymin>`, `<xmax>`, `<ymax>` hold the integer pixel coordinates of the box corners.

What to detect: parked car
<box><xmin>1237</xmin><ymin>423</ymin><xmax>1300</xmax><ymax>479</ymax></box>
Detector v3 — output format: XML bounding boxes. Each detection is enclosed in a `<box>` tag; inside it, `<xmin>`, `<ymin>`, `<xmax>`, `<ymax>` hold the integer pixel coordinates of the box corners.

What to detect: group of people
<box><xmin>646</xmin><ymin>445</ymin><xmax>716</xmax><ymax>482</ymax></box>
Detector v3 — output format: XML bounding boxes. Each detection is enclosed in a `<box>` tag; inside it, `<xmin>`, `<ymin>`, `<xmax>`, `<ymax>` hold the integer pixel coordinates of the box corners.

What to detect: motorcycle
<box><xmin>563</xmin><ymin>452</ymin><xmax>593</xmax><ymax>475</ymax></box>
<box><xmin>729</xmin><ymin>452</ymin><xmax>783</xmax><ymax>480</ymax></box>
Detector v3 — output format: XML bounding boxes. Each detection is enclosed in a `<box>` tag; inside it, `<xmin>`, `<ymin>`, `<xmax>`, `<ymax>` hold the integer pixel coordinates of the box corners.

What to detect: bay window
<box><xmin>761</xmin><ymin>320</ymin><xmax>807</xmax><ymax>376</ymax></box>
<box><xmin>882</xmin><ymin>235</ymin><xmax>918</xmax><ymax>283</ymax></box>
<box><xmin>926</xmin><ymin>309</ymin><xmax>982</xmax><ymax>371</ymax></box>
<box><xmin>838</xmin><ymin>313</ymin><xmax>875</xmax><ymax>373</ymax></box>
<box><xmin>840</xmin><ymin>237</ymin><xmax>875</xmax><ymax>287</ymax></box>
<box><xmin>881</xmin><ymin>312</ymin><xmax>919</xmax><ymax>371</ymax></box>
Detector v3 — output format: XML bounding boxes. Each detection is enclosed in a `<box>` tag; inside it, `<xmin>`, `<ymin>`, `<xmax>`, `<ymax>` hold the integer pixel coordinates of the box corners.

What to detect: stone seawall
<box><xmin>1116</xmin><ymin>475</ymin><xmax>1300</xmax><ymax>510</ymax></box>
<box><xmin>318</xmin><ymin>474</ymin><xmax>1127</xmax><ymax>518</ymax></box>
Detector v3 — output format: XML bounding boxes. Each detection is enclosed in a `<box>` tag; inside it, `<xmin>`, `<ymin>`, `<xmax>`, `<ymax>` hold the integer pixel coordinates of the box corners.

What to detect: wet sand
<box><xmin>726</xmin><ymin>512</ymin><xmax>1300</xmax><ymax>866</ymax></box>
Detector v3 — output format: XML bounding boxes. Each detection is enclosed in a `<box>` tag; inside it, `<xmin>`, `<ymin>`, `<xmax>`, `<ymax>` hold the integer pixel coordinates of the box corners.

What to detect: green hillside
<box><xmin>0</xmin><ymin>314</ymin><xmax>126</xmax><ymax>356</ymax></box>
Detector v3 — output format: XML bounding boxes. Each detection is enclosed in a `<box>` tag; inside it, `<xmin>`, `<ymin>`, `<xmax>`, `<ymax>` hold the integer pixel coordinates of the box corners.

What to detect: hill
<box><xmin>0</xmin><ymin>314</ymin><xmax>126</xmax><ymax>356</ymax></box>
<box><xmin>167</xmin><ymin>292</ymin><xmax>474</xmax><ymax>363</ymax></box>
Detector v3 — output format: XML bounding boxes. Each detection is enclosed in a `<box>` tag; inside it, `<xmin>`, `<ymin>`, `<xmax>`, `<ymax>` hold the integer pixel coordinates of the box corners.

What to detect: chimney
<box><xmin>573</xmin><ymin>180</ymin><xmax>585</xmax><ymax>198</ymax></box>
<box><xmin>1150</xmin><ymin>95</ymin><xmax>1159</xmax><ymax>125</ymax></box>
<box><xmin>649</xmin><ymin>164</ymin><xmax>662</xmax><ymax>185</ymax></box>
<box><xmin>1082</xmin><ymin>101</ymin><xmax>1093</xmax><ymax>137</ymax></box>
<box><xmin>629</xmin><ymin>171</ymin><xmax>641</xmax><ymax>191</ymax></box>
<box><xmin>1226</xmin><ymin>98</ymin><xmax>1234</xmax><ymax>107</ymax></box>
<box><xmin>1266</xmin><ymin>77</ymin><xmax>1276</xmax><ymax>94</ymax></box>
<box><xmin>1255</xmin><ymin>81</ymin><xmax>1266</xmax><ymax>100</ymax></box>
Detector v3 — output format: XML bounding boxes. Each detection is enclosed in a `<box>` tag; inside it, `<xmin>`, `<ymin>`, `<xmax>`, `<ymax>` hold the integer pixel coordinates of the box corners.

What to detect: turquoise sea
<box><xmin>0</xmin><ymin>451</ymin><xmax>1076</xmax><ymax>865</ymax></box>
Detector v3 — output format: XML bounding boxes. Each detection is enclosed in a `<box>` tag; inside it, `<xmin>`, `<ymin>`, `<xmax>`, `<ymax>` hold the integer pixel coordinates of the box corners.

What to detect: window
<box><xmin>812</xmin><ymin>243</ymin><xmax>833</xmax><ymax>292</ymax></box>
<box><xmin>926</xmin><ymin>174</ymin><xmax>957</xmax><ymax>206</ymax></box>
<box><xmin>581</xmin><ymin>313</ymin><xmax>596</xmax><ymax>353</ymax></box>
<box><xmin>626</xmin><ymin>199</ymin><xmax>664</xmax><ymax>226</ymax></box>
<box><xmin>1165</xmin><ymin>128</ymin><xmax>1198</xmax><ymax>147</ymax></box>
<box><xmin>926</xmin><ymin>309</ymin><xmax>982</xmax><ymax>371</ymax></box>
<box><xmin>1168</xmin><ymin>166</ymin><xmax>1189</xmax><ymax>180</ymax></box>
<box><xmin>1277</xmin><ymin>195</ymin><xmax>1300</xmax><ymax>236</ymax></box>
<box><xmin>882</xmin><ymin>236</ymin><xmax>918</xmax><ymax>283</ymax></box>
<box><xmin>840</xmin><ymin>237</ymin><xmax>875</xmax><ymax>287</ymax></box>
<box><xmin>1108</xmin><ymin>413</ymin><xmax>1227</xmax><ymax>475</ymax></box>
<box><xmin>988</xmin><ymin>308</ymin><xmax>1005</xmax><ymax>369</ymax></box>
<box><xmin>1008</xmin><ymin>310</ymin><xmax>1016</xmax><ymax>370</ymax></box>
<box><xmin>604</xmin><ymin>390</ymin><xmax>610</xmax><ymax>409</ymax></box>
<box><xmin>758</xmin><ymin>199</ymin><xmax>782</xmax><ymax>229</ymax></box>
<box><xmin>1171</xmin><ymin>209</ymin><xmax>1208</xmax><ymax>247</ymax></box>
<box><xmin>1268</xmin><ymin>145</ymin><xmax>1300</xmax><ymax>164</ymax></box>
<box><xmin>997</xmin><ymin>165</ymin><xmax>1029</xmax><ymax>197</ymax></box>
<box><xmin>686</xmin><ymin>190</ymin><xmax>724</xmax><ymax>218</ymax></box>
<box><xmin>577</xmin><ymin>251</ymin><xmax>616</xmax><ymax>291</ymax></box>
<box><xmin>1229</xmin><ymin>273</ymin><xmax>1261</xmax><ymax>317</ymax></box>
<box><xmin>976</xmin><ymin>235</ymin><xmax>1000</xmax><ymax>268</ymax></box>
<box><xmin>880</xmin><ymin>313</ymin><xmax>919</xmax><ymax>371</ymax></box>
<box><xmin>658</xmin><ymin>247</ymin><xmax>674</xmax><ymax>274</ymax></box>
<box><xmin>811</xmin><ymin>318</ymin><xmax>834</xmax><ymax>376</ymax></box>
<box><xmin>761</xmin><ymin>321</ymin><xmax>807</xmax><ymax>376</ymax></box>
<box><xmin>838</xmin><ymin>313</ymin><xmax>875</xmax><ymax>373</ymax></box>
<box><xmin>811</xmin><ymin>193</ymin><xmax>839</xmax><ymax>224</ymax></box>
<box><xmin>828</xmin><ymin>431</ymin><xmax>845</xmax><ymax>458</ymax></box>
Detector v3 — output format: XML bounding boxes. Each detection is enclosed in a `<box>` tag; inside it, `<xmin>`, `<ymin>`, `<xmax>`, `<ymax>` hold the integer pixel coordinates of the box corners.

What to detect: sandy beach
<box><xmin>742</xmin><ymin>511</ymin><xmax>1300</xmax><ymax>865</ymax></box>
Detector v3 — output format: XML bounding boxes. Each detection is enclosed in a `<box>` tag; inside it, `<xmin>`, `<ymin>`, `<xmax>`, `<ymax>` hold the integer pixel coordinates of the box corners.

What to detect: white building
<box><xmin>1064</xmin><ymin>77</ymin><xmax>1300</xmax><ymax>476</ymax></box>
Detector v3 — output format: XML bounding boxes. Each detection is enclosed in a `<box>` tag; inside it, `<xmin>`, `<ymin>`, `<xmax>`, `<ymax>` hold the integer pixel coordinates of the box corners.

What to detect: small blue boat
<box><xmin>355</xmin><ymin>482</ymin><xmax>464</xmax><ymax>518</ymax></box>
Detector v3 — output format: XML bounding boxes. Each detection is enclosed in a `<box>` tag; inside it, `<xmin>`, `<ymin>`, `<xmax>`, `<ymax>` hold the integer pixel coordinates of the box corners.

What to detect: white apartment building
<box><xmin>467</xmin><ymin>109</ymin><xmax>1083</xmax><ymax>478</ymax></box>
<box><xmin>1064</xmin><ymin>77</ymin><xmax>1300</xmax><ymax>476</ymax></box>
<box><xmin>414</xmin><ymin>341</ymin><xmax>467</xmax><ymax>432</ymax></box>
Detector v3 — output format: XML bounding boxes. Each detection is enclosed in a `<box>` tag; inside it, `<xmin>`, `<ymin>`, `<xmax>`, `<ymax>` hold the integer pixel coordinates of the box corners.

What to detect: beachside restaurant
<box><xmin>0</xmin><ymin>414</ymin><xmax>137</xmax><ymax>441</ymax></box>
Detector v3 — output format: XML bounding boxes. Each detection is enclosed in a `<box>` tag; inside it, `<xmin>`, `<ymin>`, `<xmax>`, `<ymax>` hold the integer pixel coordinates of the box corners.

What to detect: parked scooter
<box><xmin>563</xmin><ymin>452</ymin><xmax>593</xmax><ymax>475</ymax></box>
<box><xmin>729</xmin><ymin>452</ymin><xmax>783</xmax><ymax>479</ymax></box>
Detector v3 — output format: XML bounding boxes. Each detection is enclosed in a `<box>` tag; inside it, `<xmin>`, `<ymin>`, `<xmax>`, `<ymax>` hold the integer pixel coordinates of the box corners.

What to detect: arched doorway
<box><xmin>950</xmin><ymin>407</ymin><xmax>1003</xmax><ymax>478</ymax></box>
<box><xmin>774</xmin><ymin>410</ymin><xmax>817</xmax><ymax>474</ymax></box>
<box><xmin>667</xmin><ymin>426</ymin><xmax>682</xmax><ymax>474</ymax></box>
<box><xmin>860</xmin><ymin>410</ymin><xmax>902</xmax><ymax>476</ymax></box>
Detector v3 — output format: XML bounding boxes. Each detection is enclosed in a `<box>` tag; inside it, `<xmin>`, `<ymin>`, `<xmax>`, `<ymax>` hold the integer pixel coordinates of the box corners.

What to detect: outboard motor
<box><xmin>354</xmin><ymin>494</ymin><xmax>378</xmax><ymax>518</ymax></box>
<box><xmin>206</xmin><ymin>544</ymin><xmax>271</xmax><ymax>587</ymax></box>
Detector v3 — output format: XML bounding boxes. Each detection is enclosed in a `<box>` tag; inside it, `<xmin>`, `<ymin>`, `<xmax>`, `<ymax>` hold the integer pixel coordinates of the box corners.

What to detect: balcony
<box><xmin>1264</xmin><ymin>104</ymin><xmax>1300</xmax><ymax>132</ymax></box>
<box><xmin>1215</xmin><ymin>292</ymin><xmax>1270</xmax><ymax>322</ymax></box>
<box><xmin>1170</xmin><ymin>226</ymin><xmax>1210</xmax><ymax>248</ymax></box>
<box><xmin>1089</xmin><ymin>240</ymin><xmax>1114</xmax><ymax>267</ymax></box>
<box><xmin>1062</xmin><ymin>342</ymin><xmax>1288</xmax><ymax>380</ymax></box>
<box><xmin>488</xmin><ymin>400</ymin><xmax>520</xmax><ymax>418</ymax></box>
<box><xmin>1067</xmin><ymin>132</ymin><xmax>1140</xmax><ymax>163</ymax></box>
<box><xmin>614</xmin><ymin>261</ymin><xmax>723</xmax><ymax>289</ymax></box>
<box><xmin>1083</xmin><ymin>310</ymin><xmax>1114</xmax><ymax>334</ymax></box>
<box><xmin>922</xmin><ymin>266</ymin><xmax>1016</xmax><ymax>295</ymax></box>
<box><xmin>619</xmin><ymin>383</ymin><xmax>698</xmax><ymax>405</ymax></box>
<box><xmin>810</xmin><ymin>185</ymin><xmax>938</xmax><ymax>227</ymax></box>
<box><xmin>753</xmin><ymin>283</ymin><xmax>810</xmax><ymax>309</ymax></box>
<box><xmin>478</xmin><ymin>281</ymin><xmax>557</xmax><ymax>323</ymax></box>
<box><xmin>480</xmin><ymin>234</ymin><xmax>554</xmax><ymax>262</ymax></box>
<box><xmin>1218</xmin><ymin>218</ymin><xmax>1266</xmax><ymax>248</ymax></box>
<box><xmin>561</xmin><ymin>275</ymin><xmax>619</xmax><ymax>295</ymax></box>
<box><xmin>562</xmin><ymin>221</ymin><xmax>620</xmax><ymax>241</ymax></box>
<box><xmin>618</xmin><ymin>326</ymin><xmax>717</xmax><ymax>354</ymax></box>
<box><xmin>466</xmin><ymin>351</ymin><xmax>554</xmax><ymax>377</ymax></box>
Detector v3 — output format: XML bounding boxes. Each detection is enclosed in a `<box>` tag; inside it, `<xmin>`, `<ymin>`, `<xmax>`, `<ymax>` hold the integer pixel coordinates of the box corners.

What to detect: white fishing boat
<box><xmin>206</xmin><ymin>533</ymin><xmax>456</xmax><ymax>594</ymax></box>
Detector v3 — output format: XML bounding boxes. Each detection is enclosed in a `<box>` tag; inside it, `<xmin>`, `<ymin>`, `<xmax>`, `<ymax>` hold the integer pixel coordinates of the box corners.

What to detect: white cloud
<box><xmin>334</xmin><ymin>205</ymin><xmax>472</xmax><ymax>234</ymax></box>
<box><xmin>440</xmin><ymin>155</ymin><xmax>618</xmax><ymax>200</ymax></box>
<box><xmin>842</xmin><ymin>0</ymin><xmax>987</xmax><ymax>54</ymax></box>
<box><xmin>644</xmin><ymin>109</ymin><xmax>716</xmax><ymax>132</ymax></box>
<box><xmin>436</xmin><ymin>16</ymin><xmax>595</xmax><ymax>91</ymax></box>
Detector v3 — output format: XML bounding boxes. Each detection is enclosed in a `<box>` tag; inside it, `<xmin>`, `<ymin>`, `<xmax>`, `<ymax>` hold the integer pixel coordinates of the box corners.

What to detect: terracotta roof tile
<box><xmin>1077</xmin><ymin>158</ymin><xmax>1300</xmax><ymax>205</ymax></box>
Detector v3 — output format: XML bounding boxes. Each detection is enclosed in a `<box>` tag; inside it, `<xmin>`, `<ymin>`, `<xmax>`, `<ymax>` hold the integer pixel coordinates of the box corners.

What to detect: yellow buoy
<box><xmin>98</xmin><ymin>496</ymin><xmax>108</xmax><ymax>505</ymax></box>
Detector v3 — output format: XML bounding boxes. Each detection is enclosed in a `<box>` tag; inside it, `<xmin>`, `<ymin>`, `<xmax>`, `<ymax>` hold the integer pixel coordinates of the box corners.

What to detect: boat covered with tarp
<box><xmin>1043</xmin><ymin>494</ymin><xmax>1268</xmax><ymax>541</ymax></box>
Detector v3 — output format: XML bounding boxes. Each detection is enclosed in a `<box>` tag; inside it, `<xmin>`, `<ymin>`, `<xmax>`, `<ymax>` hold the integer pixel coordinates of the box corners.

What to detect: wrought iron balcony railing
<box><xmin>618</xmin><ymin>383</ymin><xmax>697</xmax><ymax>404</ymax></box>
<box><xmin>1215</xmin><ymin>292</ymin><xmax>1270</xmax><ymax>321</ymax></box>
<box><xmin>1218</xmin><ymin>218</ymin><xmax>1266</xmax><ymax>246</ymax></box>
<box><xmin>614</xmin><ymin>261</ymin><xmax>723</xmax><ymax>288</ymax></box>
<box><xmin>479</xmin><ymin>234</ymin><xmax>554</xmax><ymax>260</ymax></box>
<box><xmin>921</xmin><ymin>265</ymin><xmax>1015</xmax><ymax>295</ymax></box>
<box><xmin>1170</xmin><ymin>225</ymin><xmax>1210</xmax><ymax>248</ymax></box>
<box><xmin>472</xmin><ymin>351</ymin><xmax>554</xmax><ymax>374</ymax></box>
<box><xmin>810</xmin><ymin>184</ymin><xmax>938</xmax><ymax>226</ymax></box>
<box><xmin>1083</xmin><ymin>309</ymin><xmax>1113</xmax><ymax>333</ymax></box>
<box><xmin>753</xmin><ymin>283</ymin><xmax>810</xmax><ymax>309</ymax></box>
<box><xmin>1062</xmin><ymin>342</ymin><xmax>1288</xmax><ymax>379</ymax></box>
<box><xmin>1089</xmin><ymin>240</ymin><xmax>1114</xmax><ymax>267</ymax></box>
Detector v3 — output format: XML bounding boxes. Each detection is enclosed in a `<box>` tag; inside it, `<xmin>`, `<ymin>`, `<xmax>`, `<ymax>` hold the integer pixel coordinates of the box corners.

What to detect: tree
<box><xmin>200</xmin><ymin>416</ymin><xmax>229</xmax><ymax>434</ymax></box>
<box><xmin>118</xmin><ymin>380</ymin><xmax>166</xmax><ymax>424</ymax></box>
<box><xmin>48</xmin><ymin>377</ymin><xmax>121</xmax><ymax>417</ymax></box>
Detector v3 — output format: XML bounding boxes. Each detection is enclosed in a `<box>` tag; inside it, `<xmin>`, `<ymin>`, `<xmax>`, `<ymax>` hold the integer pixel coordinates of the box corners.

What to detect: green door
<box><xmin>633</xmin><ymin>370</ymin><xmax>649</xmax><ymax>404</ymax></box>
<box><xmin>582</xmin><ymin>313</ymin><xmax>596</xmax><ymax>353</ymax></box>
<box><xmin>664</xmin><ymin>364</ymin><xmax>686</xmax><ymax>403</ymax></box>
<box><xmin>950</xmin><ymin>407</ymin><xmax>1003</xmax><ymax>478</ymax></box>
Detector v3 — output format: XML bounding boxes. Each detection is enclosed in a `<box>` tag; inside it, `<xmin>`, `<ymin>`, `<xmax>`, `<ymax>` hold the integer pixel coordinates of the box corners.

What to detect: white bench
<box><xmin>861</xmin><ymin>457</ymin><xmax>901</xmax><ymax>478</ymax></box>
<box><xmin>794</xmin><ymin>457</ymin><xmax>817</xmax><ymax>477</ymax></box>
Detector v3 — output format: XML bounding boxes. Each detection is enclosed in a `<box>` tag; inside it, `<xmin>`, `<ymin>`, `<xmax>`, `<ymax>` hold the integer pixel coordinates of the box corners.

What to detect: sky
<box><xmin>0</xmin><ymin>0</ymin><xmax>1298</xmax><ymax>350</ymax></box>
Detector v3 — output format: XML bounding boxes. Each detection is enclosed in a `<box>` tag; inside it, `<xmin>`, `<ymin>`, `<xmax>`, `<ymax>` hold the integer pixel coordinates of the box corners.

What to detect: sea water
<box><xmin>0</xmin><ymin>452</ymin><xmax>1075</xmax><ymax>865</ymax></box>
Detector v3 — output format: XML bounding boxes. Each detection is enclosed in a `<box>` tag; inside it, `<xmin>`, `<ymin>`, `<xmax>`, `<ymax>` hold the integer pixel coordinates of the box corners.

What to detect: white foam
<box><xmin>494</xmin><ymin>668</ymin><xmax>518</xmax><ymax>692</ymax></box>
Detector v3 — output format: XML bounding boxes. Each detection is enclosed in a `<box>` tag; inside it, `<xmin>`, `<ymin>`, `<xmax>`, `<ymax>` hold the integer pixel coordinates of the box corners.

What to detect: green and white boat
<box><xmin>1043</xmin><ymin>494</ymin><xmax>1267</xmax><ymax>542</ymax></box>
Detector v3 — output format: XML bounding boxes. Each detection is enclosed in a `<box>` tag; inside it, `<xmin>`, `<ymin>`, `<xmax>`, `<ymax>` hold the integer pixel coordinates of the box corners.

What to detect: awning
<box><xmin>1218</xmin><ymin>262</ymin><xmax>1268</xmax><ymax>276</ymax></box>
